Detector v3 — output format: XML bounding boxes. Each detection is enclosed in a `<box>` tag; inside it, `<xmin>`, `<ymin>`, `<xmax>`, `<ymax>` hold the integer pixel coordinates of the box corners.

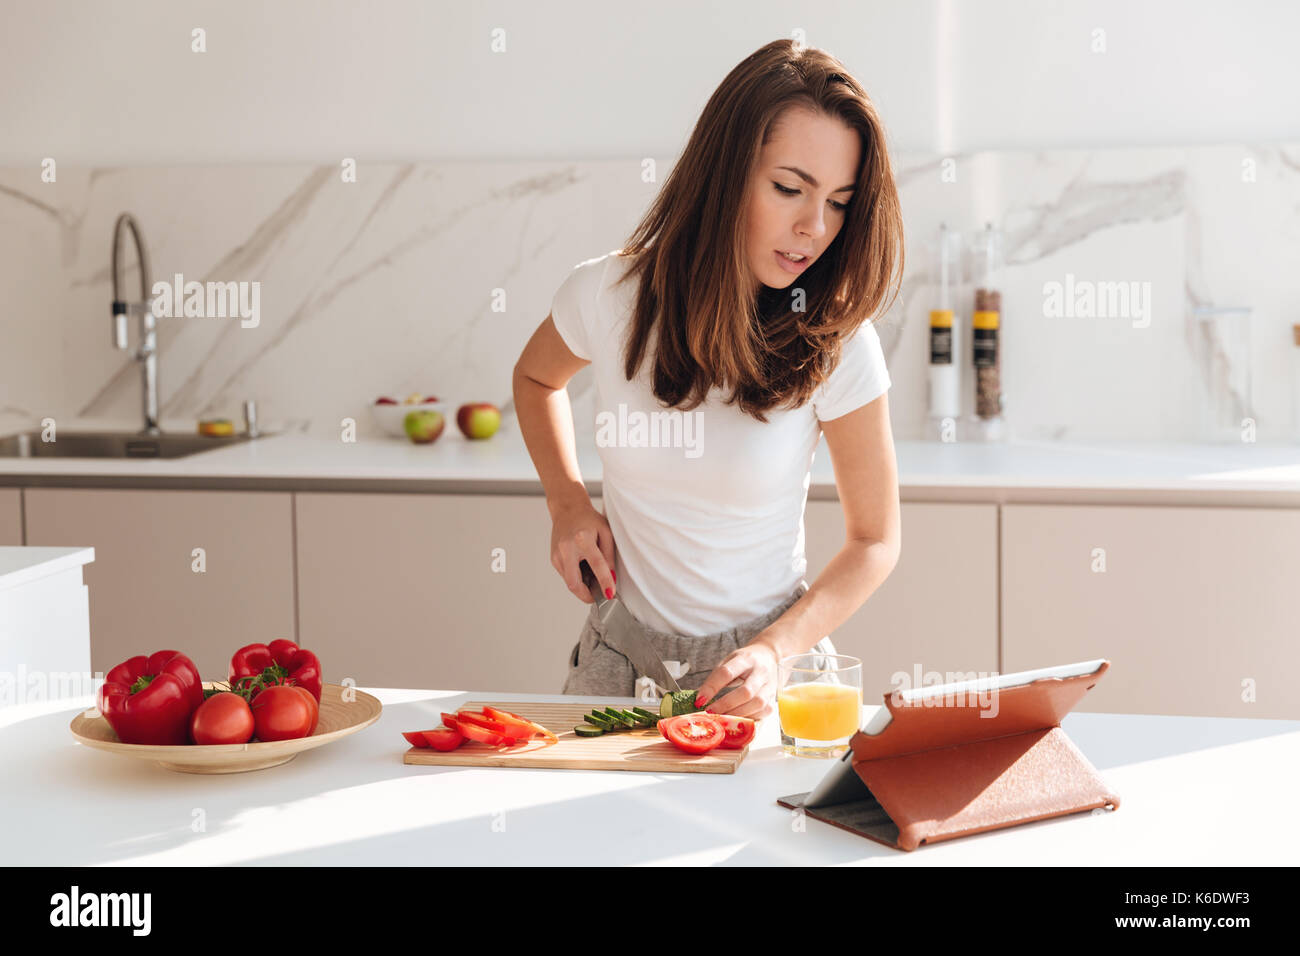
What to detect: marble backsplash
<box><xmin>2</xmin><ymin>143</ymin><xmax>1298</xmax><ymax>445</ymax></box>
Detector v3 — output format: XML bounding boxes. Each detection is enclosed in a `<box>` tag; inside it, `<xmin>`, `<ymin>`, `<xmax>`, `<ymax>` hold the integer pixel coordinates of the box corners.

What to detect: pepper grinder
<box><xmin>971</xmin><ymin>222</ymin><xmax>1004</xmax><ymax>441</ymax></box>
<box><xmin>243</xmin><ymin>399</ymin><xmax>260</xmax><ymax>438</ymax></box>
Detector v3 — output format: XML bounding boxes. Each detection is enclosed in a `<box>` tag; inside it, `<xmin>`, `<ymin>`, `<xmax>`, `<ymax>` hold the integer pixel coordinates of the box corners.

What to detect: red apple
<box><xmin>457</xmin><ymin>403</ymin><xmax>501</xmax><ymax>439</ymax></box>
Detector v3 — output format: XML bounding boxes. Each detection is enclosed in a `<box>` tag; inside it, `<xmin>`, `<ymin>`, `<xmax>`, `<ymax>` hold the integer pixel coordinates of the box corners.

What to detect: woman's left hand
<box><xmin>693</xmin><ymin>636</ymin><xmax>782</xmax><ymax>720</ymax></box>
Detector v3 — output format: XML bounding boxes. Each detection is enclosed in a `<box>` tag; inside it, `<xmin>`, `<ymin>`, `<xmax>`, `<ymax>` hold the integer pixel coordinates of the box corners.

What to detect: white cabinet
<box><xmin>295</xmin><ymin>493</ymin><xmax>595</xmax><ymax>693</ymax></box>
<box><xmin>1002</xmin><ymin>504</ymin><xmax>1300</xmax><ymax>719</ymax></box>
<box><xmin>0</xmin><ymin>489</ymin><xmax>21</xmax><ymax>545</ymax></box>
<box><xmin>23</xmin><ymin>489</ymin><xmax>296</xmax><ymax>681</ymax></box>
<box><xmin>803</xmin><ymin>501</ymin><xmax>1000</xmax><ymax>701</ymax></box>
<box><xmin>14</xmin><ymin>481</ymin><xmax>1297</xmax><ymax>719</ymax></box>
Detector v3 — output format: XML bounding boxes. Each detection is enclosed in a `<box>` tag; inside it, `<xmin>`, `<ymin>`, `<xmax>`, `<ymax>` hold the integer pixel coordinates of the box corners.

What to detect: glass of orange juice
<box><xmin>777</xmin><ymin>654</ymin><xmax>862</xmax><ymax>757</ymax></box>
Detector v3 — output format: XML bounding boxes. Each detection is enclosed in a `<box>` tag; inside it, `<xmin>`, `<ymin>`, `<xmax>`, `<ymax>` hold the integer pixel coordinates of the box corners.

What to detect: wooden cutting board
<box><xmin>402</xmin><ymin>701</ymin><xmax>753</xmax><ymax>773</ymax></box>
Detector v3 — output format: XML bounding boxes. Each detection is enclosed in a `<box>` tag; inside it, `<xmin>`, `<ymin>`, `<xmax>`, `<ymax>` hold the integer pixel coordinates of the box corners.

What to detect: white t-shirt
<box><xmin>549</xmin><ymin>250</ymin><xmax>891</xmax><ymax>637</ymax></box>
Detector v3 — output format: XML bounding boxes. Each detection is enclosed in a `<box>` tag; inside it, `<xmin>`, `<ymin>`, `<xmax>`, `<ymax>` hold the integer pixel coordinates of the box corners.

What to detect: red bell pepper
<box><xmin>228</xmin><ymin>639</ymin><xmax>322</xmax><ymax>701</ymax></box>
<box><xmin>98</xmin><ymin>650</ymin><xmax>203</xmax><ymax>745</ymax></box>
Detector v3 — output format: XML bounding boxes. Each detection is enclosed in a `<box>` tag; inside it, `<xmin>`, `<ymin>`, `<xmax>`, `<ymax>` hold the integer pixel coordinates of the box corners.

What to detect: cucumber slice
<box><xmin>631</xmin><ymin>706</ymin><xmax>661</xmax><ymax>724</ymax></box>
<box><xmin>603</xmin><ymin>707</ymin><xmax>637</xmax><ymax>729</ymax></box>
<box><xmin>574</xmin><ymin>723</ymin><xmax>605</xmax><ymax>737</ymax></box>
<box><xmin>586</xmin><ymin>711</ymin><xmax>616</xmax><ymax>730</ymax></box>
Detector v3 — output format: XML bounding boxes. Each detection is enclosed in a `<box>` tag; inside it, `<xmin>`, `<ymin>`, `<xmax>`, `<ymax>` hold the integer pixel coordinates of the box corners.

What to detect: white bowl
<box><xmin>369</xmin><ymin>401</ymin><xmax>447</xmax><ymax>439</ymax></box>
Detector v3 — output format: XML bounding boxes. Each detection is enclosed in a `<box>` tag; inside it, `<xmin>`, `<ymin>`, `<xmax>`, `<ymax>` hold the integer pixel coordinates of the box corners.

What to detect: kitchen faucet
<box><xmin>110</xmin><ymin>212</ymin><xmax>161</xmax><ymax>435</ymax></box>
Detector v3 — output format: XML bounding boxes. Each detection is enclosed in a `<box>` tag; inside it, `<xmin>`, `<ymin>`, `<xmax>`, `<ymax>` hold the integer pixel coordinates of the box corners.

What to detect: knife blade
<box><xmin>579</xmin><ymin>560</ymin><xmax>682</xmax><ymax>694</ymax></box>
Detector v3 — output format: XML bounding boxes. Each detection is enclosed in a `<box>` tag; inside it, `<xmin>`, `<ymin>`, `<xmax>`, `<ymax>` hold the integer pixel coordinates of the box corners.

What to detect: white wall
<box><xmin>2</xmin><ymin>0</ymin><xmax>1298</xmax><ymax>166</ymax></box>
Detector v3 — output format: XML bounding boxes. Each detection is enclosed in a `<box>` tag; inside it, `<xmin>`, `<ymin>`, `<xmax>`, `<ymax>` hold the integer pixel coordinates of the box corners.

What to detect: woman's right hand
<box><xmin>550</xmin><ymin>500</ymin><xmax>617</xmax><ymax>604</ymax></box>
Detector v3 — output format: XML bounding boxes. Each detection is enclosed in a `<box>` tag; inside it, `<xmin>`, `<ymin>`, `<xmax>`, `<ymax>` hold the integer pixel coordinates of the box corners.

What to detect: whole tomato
<box><xmin>251</xmin><ymin>684</ymin><xmax>315</xmax><ymax>742</ymax></box>
<box><xmin>190</xmin><ymin>692</ymin><xmax>255</xmax><ymax>745</ymax></box>
<box><xmin>289</xmin><ymin>684</ymin><xmax>319</xmax><ymax>735</ymax></box>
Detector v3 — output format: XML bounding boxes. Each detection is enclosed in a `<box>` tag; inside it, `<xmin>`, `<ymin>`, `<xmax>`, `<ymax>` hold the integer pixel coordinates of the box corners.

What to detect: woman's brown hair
<box><xmin>611</xmin><ymin>38</ymin><xmax>904</xmax><ymax>422</ymax></box>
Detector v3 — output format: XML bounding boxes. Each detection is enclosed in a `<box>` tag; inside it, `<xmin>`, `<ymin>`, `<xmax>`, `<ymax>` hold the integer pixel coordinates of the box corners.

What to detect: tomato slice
<box><xmin>403</xmin><ymin>730</ymin><xmax>435</xmax><ymax>748</ymax></box>
<box><xmin>714</xmin><ymin>715</ymin><xmax>756</xmax><ymax>750</ymax></box>
<box><xmin>422</xmin><ymin>727</ymin><xmax>466</xmax><ymax>751</ymax></box>
<box><xmin>662</xmin><ymin>714</ymin><xmax>725</xmax><ymax>754</ymax></box>
<box><xmin>440</xmin><ymin>713</ymin><xmax>465</xmax><ymax>733</ymax></box>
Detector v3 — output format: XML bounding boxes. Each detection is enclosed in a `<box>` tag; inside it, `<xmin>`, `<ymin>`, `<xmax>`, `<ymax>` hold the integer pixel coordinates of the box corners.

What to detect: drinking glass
<box><xmin>777</xmin><ymin>653</ymin><xmax>862</xmax><ymax>758</ymax></box>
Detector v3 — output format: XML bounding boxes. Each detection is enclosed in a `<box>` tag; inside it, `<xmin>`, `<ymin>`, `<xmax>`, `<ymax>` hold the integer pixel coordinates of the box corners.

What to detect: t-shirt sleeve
<box><xmin>812</xmin><ymin>321</ymin><xmax>892</xmax><ymax>422</ymax></box>
<box><xmin>549</xmin><ymin>256</ymin><xmax>605</xmax><ymax>362</ymax></box>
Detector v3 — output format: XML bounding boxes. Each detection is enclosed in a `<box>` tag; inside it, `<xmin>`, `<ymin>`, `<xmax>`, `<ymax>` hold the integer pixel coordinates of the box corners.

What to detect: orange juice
<box><xmin>777</xmin><ymin>682</ymin><xmax>862</xmax><ymax>740</ymax></box>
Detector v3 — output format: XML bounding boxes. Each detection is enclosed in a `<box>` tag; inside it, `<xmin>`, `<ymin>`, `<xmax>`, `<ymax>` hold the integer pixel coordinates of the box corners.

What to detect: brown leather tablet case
<box><xmin>776</xmin><ymin>660</ymin><xmax>1120</xmax><ymax>851</ymax></box>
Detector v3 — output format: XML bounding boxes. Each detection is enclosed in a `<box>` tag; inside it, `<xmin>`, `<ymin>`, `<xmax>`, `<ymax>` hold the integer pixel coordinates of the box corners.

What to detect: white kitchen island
<box><xmin>1</xmin><ymin>686</ymin><xmax>1296</xmax><ymax>865</ymax></box>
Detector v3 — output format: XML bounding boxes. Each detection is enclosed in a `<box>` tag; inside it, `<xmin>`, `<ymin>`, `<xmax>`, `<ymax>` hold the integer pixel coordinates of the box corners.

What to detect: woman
<box><xmin>512</xmin><ymin>38</ymin><xmax>903</xmax><ymax>720</ymax></box>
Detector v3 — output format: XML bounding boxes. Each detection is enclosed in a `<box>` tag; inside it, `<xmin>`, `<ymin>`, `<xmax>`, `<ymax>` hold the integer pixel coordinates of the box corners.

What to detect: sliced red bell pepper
<box><xmin>422</xmin><ymin>728</ymin><xmax>466</xmax><ymax>751</ymax></box>
<box><xmin>459</xmin><ymin>723</ymin><xmax>508</xmax><ymax>746</ymax></box>
<box><xmin>482</xmin><ymin>706</ymin><xmax>557</xmax><ymax>743</ymax></box>
<box><xmin>446</xmin><ymin>713</ymin><xmax>515</xmax><ymax>746</ymax></box>
<box><xmin>453</xmin><ymin>711</ymin><xmax>509</xmax><ymax>732</ymax></box>
<box><xmin>98</xmin><ymin>650</ymin><xmax>203</xmax><ymax>745</ymax></box>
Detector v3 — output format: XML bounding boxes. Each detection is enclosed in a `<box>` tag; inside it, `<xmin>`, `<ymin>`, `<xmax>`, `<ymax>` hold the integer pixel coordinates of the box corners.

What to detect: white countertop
<box><xmin>0</xmin><ymin>546</ymin><xmax>94</xmax><ymax>593</ymax></box>
<box><xmin>2</xmin><ymin>415</ymin><xmax>1300</xmax><ymax>496</ymax></box>
<box><xmin>2</xmin><ymin>686</ymin><xmax>1297</xmax><ymax>865</ymax></box>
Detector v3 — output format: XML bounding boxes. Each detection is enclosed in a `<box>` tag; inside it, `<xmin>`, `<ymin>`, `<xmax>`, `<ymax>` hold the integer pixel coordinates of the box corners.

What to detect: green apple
<box><xmin>404</xmin><ymin>409</ymin><xmax>445</xmax><ymax>443</ymax></box>
<box><xmin>456</xmin><ymin>403</ymin><xmax>501</xmax><ymax>439</ymax></box>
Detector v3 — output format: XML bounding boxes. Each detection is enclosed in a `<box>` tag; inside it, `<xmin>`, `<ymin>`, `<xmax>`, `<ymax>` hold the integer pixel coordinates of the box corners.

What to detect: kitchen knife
<box><xmin>579</xmin><ymin>560</ymin><xmax>682</xmax><ymax>694</ymax></box>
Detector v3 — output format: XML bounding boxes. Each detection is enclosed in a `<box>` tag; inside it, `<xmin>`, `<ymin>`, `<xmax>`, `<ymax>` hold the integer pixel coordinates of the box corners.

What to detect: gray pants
<box><xmin>561</xmin><ymin>580</ymin><xmax>838</xmax><ymax>698</ymax></box>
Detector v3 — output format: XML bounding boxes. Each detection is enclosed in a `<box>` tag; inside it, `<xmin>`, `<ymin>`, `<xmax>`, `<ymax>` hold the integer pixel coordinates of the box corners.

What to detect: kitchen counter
<box><xmin>1</xmin><ymin>686</ymin><xmax>1296</xmax><ymax>865</ymax></box>
<box><xmin>2</xmin><ymin>416</ymin><xmax>1300</xmax><ymax>503</ymax></box>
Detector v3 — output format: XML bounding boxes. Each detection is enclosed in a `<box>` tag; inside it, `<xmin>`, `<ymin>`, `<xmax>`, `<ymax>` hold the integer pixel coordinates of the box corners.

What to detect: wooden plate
<box><xmin>69</xmin><ymin>682</ymin><xmax>382</xmax><ymax>774</ymax></box>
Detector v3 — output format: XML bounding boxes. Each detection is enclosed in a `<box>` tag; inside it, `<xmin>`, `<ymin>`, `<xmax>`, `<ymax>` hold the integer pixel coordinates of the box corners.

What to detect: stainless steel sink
<box><xmin>0</xmin><ymin>429</ymin><xmax>267</xmax><ymax>459</ymax></box>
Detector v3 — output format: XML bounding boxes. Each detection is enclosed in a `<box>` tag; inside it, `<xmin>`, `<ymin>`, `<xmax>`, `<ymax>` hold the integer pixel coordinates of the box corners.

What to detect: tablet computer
<box><xmin>804</xmin><ymin>658</ymin><xmax>1108</xmax><ymax>809</ymax></box>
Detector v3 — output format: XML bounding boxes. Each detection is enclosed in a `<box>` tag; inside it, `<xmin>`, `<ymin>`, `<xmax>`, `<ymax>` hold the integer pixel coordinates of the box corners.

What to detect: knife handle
<box><xmin>578</xmin><ymin>559</ymin><xmax>604</xmax><ymax>604</ymax></box>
